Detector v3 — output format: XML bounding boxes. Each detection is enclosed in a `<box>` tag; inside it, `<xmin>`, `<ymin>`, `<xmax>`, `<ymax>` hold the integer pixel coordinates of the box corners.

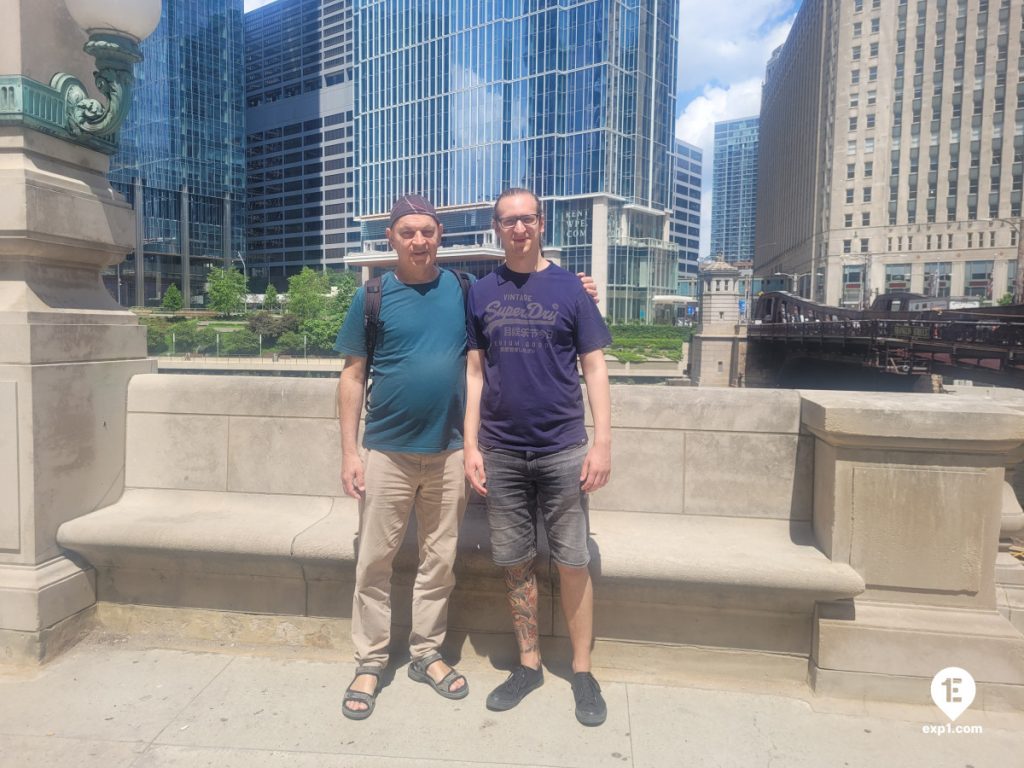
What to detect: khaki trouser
<box><xmin>351</xmin><ymin>448</ymin><xmax>467</xmax><ymax>667</ymax></box>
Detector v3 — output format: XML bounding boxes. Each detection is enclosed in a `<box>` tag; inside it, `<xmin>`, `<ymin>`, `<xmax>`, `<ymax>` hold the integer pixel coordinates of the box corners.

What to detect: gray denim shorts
<box><xmin>481</xmin><ymin>442</ymin><xmax>590</xmax><ymax>568</ymax></box>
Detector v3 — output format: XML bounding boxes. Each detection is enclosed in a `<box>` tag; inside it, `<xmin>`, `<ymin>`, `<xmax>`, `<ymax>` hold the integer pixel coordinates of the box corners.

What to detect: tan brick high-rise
<box><xmin>756</xmin><ymin>0</ymin><xmax>1024</xmax><ymax>306</ymax></box>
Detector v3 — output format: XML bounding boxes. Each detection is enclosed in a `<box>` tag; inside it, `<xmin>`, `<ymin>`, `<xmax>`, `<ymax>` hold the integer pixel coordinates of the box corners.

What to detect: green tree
<box><xmin>247</xmin><ymin>311</ymin><xmax>298</xmax><ymax>341</ymax></box>
<box><xmin>172</xmin><ymin>320</ymin><xmax>217</xmax><ymax>355</ymax></box>
<box><xmin>139</xmin><ymin>316</ymin><xmax>170</xmax><ymax>354</ymax></box>
<box><xmin>220</xmin><ymin>328</ymin><xmax>260</xmax><ymax>355</ymax></box>
<box><xmin>276</xmin><ymin>330</ymin><xmax>306</xmax><ymax>355</ymax></box>
<box><xmin>264</xmin><ymin>283</ymin><xmax>279</xmax><ymax>312</ymax></box>
<box><xmin>207</xmin><ymin>266</ymin><xmax>247</xmax><ymax>316</ymax></box>
<box><xmin>998</xmin><ymin>292</ymin><xmax>1014</xmax><ymax>306</ymax></box>
<box><xmin>161</xmin><ymin>283</ymin><xmax>183</xmax><ymax>312</ymax></box>
<box><xmin>328</xmin><ymin>270</ymin><xmax>358</xmax><ymax>316</ymax></box>
<box><xmin>285</xmin><ymin>267</ymin><xmax>329</xmax><ymax>323</ymax></box>
<box><xmin>301</xmin><ymin>315</ymin><xmax>343</xmax><ymax>355</ymax></box>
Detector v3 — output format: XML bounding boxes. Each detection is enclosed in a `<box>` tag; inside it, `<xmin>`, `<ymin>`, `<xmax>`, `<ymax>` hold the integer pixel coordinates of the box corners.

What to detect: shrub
<box><xmin>220</xmin><ymin>328</ymin><xmax>260</xmax><ymax>355</ymax></box>
<box><xmin>139</xmin><ymin>316</ymin><xmax>170</xmax><ymax>355</ymax></box>
<box><xmin>161</xmin><ymin>284</ymin><xmax>183</xmax><ymax>312</ymax></box>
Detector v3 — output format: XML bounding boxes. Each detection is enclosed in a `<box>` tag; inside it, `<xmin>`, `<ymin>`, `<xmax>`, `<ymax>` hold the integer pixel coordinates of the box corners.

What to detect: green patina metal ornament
<box><xmin>0</xmin><ymin>74</ymin><xmax>117</xmax><ymax>154</ymax></box>
<box><xmin>51</xmin><ymin>32</ymin><xmax>143</xmax><ymax>143</ymax></box>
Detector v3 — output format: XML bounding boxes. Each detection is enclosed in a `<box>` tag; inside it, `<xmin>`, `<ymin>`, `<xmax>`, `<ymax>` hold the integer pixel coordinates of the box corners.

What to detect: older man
<box><xmin>335</xmin><ymin>194</ymin><xmax>470</xmax><ymax>719</ymax></box>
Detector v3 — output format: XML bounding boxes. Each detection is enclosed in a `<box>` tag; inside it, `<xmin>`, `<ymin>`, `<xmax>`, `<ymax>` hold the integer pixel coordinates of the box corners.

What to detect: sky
<box><xmin>243</xmin><ymin>0</ymin><xmax>803</xmax><ymax>255</ymax></box>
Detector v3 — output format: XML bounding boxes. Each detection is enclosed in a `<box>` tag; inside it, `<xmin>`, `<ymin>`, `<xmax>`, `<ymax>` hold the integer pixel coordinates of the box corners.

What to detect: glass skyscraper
<box><xmin>671</xmin><ymin>139</ymin><xmax>703</xmax><ymax>287</ymax></box>
<box><xmin>353</xmin><ymin>0</ymin><xmax>678</xmax><ymax>322</ymax></box>
<box><xmin>106</xmin><ymin>0</ymin><xmax>246</xmax><ymax>307</ymax></box>
<box><xmin>244</xmin><ymin>0</ymin><xmax>359</xmax><ymax>289</ymax></box>
<box><xmin>710</xmin><ymin>116</ymin><xmax>759</xmax><ymax>264</ymax></box>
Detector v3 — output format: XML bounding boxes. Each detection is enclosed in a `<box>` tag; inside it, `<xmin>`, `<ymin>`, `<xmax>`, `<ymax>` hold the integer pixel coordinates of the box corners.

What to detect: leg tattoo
<box><xmin>504</xmin><ymin>561</ymin><xmax>539</xmax><ymax>656</ymax></box>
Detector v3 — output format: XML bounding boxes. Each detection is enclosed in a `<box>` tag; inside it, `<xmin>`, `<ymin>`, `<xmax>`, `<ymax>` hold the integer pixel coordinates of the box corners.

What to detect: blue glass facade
<box><xmin>671</xmin><ymin>139</ymin><xmax>703</xmax><ymax>287</ymax></box>
<box><xmin>244</xmin><ymin>0</ymin><xmax>360</xmax><ymax>289</ymax></box>
<box><xmin>107</xmin><ymin>0</ymin><xmax>246</xmax><ymax>307</ymax></box>
<box><xmin>710</xmin><ymin>116</ymin><xmax>759</xmax><ymax>264</ymax></box>
<box><xmin>355</xmin><ymin>0</ymin><xmax>678</xmax><ymax>322</ymax></box>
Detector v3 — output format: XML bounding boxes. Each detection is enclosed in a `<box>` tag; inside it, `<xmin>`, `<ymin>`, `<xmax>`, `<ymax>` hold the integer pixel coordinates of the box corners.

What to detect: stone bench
<box><xmin>56</xmin><ymin>375</ymin><xmax>1024</xmax><ymax>707</ymax></box>
<box><xmin>58</xmin><ymin>375</ymin><xmax>862</xmax><ymax>659</ymax></box>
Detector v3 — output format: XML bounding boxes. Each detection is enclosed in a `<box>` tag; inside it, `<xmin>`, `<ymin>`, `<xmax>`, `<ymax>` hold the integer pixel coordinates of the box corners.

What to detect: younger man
<box><xmin>463</xmin><ymin>188</ymin><xmax>613</xmax><ymax>726</ymax></box>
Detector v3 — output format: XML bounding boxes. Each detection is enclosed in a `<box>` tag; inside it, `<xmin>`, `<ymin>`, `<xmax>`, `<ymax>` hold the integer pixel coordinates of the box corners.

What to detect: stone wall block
<box><xmin>228</xmin><ymin>416</ymin><xmax>341</xmax><ymax>497</ymax></box>
<box><xmin>127</xmin><ymin>374</ymin><xmax>338</xmax><ymax>419</ymax></box>
<box><xmin>0</xmin><ymin>380</ymin><xmax>20</xmax><ymax>552</ymax></box>
<box><xmin>590</xmin><ymin>427</ymin><xmax>684</xmax><ymax>514</ymax></box>
<box><xmin>593</xmin><ymin>384</ymin><xmax>801</xmax><ymax>433</ymax></box>
<box><xmin>683</xmin><ymin>431</ymin><xmax>810</xmax><ymax>519</ymax></box>
<box><xmin>126</xmin><ymin>413</ymin><xmax>229</xmax><ymax>492</ymax></box>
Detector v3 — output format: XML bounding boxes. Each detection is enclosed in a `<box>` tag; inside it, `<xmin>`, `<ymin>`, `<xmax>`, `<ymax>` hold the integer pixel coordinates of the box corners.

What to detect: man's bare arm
<box><xmin>463</xmin><ymin>349</ymin><xmax>488</xmax><ymax>496</ymax></box>
<box><xmin>339</xmin><ymin>355</ymin><xmax>367</xmax><ymax>498</ymax></box>
<box><xmin>579</xmin><ymin>349</ymin><xmax>611</xmax><ymax>493</ymax></box>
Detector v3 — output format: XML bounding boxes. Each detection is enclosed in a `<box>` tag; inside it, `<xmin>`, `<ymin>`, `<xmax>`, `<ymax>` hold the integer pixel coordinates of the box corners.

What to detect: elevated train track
<box><xmin>748</xmin><ymin>291</ymin><xmax>1024</xmax><ymax>386</ymax></box>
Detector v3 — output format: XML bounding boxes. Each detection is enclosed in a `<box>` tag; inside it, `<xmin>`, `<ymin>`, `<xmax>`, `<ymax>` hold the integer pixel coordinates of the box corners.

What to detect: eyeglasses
<box><xmin>495</xmin><ymin>214</ymin><xmax>541</xmax><ymax>229</ymax></box>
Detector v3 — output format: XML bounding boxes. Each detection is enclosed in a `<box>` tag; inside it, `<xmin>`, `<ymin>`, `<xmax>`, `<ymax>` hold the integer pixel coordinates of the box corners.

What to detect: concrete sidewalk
<box><xmin>1</xmin><ymin>637</ymin><xmax>1021</xmax><ymax>768</ymax></box>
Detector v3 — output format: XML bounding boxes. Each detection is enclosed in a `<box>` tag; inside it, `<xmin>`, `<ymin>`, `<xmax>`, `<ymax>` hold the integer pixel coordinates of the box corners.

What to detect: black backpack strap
<box><xmin>444</xmin><ymin>268</ymin><xmax>472</xmax><ymax>309</ymax></box>
<box><xmin>362</xmin><ymin>276</ymin><xmax>383</xmax><ymax>397</ymax></box>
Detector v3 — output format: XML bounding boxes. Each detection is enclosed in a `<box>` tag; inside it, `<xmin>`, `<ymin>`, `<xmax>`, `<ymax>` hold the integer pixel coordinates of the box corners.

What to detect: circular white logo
<box><xmin>930</xmin><ymin>667</ymin><xmax>976</xmax><ymax>722</ymax></box>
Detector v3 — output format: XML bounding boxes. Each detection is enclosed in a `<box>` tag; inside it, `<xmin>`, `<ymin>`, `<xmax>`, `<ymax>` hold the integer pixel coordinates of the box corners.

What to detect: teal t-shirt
<box><xmin>334</xmin><ymin>270</ymin><xmax>469</xmax><ymax>453</ymax></box>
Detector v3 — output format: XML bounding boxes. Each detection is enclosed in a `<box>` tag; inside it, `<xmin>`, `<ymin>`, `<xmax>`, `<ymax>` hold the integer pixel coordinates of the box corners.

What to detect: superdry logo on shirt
<box><xmin>483</xmin><ymin>295</ymin><xmax>560</xmax><ymax>353</ymax></box>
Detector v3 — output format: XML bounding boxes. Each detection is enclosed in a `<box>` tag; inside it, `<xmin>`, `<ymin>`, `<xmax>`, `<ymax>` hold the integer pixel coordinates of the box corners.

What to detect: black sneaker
<box><xmin>571</xmin><ymin>671</ymin><xmax>607</xmax><ymax>726</ymax></box>
<box><xmin>486</xmin><ymin>664</ymin><xmax>544</xmax><ymax>711</ymax></box>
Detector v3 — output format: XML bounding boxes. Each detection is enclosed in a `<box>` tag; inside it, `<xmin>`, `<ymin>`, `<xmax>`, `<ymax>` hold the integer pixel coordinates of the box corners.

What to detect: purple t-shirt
<box><xmin>466</xmin><ymin>263</ymin><xmax>612</xmax><ymax>453</ymax></box>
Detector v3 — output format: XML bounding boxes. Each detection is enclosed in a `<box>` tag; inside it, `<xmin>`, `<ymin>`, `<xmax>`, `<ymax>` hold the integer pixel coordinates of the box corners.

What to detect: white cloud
<box><xmin>678</xmin><ymin>0</ymin><xmax>797</xmax><ymax>94</ymax></box>
<box><xmin>676</xmin><ymin>79</ymin><xmax>762</xmax><ymax>153</ymax></box>
<box><xmin>244</xmin><ymin>0</ymin><xmax>277</xmax><ymax>11</ymax></box>
<box><xmin>676</xmin><ymin>0</ymin><xmax>799</xmax><ymax>257</ymax></box>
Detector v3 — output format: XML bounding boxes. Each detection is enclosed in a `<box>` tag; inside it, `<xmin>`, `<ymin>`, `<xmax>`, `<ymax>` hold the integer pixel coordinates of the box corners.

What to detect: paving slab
<box><xmin>1</xmin><ymin>640</ymin><xmax>1022</xmax><ymax>768</ymax></box>
<box><xmin>132</xmin><ymin>745</ymin><xmax>552</xmax><ymax>768</ymax></box>
<box><xmin>0</xmin><ymin>733</ymin><xmax>145</xmax><ymax>768</ymax></box>
<box><xmin>627</xmin><ymin>683</ymin><xmax>1021</xmax><ymax>768</ymax></box>
<box><xmin>0</xmin><ymin>645</ymin><xmax>232</xmax><ymax>743</ymax></box>
<box><xmin>155</xmin><ymin>655</ymin><xmax>633</xmax><ymax>768</ymax></box>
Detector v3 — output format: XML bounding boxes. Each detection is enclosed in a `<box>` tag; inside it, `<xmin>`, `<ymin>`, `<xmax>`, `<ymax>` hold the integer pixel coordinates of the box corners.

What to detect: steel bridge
<box><xmin>747</xmin><ymin>292</ymin><xmax>1024</xmax><ymax>387</ymax></box>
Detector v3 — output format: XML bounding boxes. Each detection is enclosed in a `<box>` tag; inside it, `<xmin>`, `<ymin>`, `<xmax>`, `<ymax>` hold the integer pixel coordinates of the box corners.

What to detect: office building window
<box><xmin>843</xmin><ymin>265</ymin><xmax>864</xmax><ymax>305</ymax></box>
<box><xmin>924</xmin><ymin>261</ymin><xmax>952</xmax><ymax>297</ymax></box>
<box><xmin>964</xmin><ymin>260</ymin><xmax>993</xmax><ymax>297</ymax></box>
<box><xmin>885</xmin><ymin>264</ymin><xmax>910</xmax><ymax>290</ymax></box>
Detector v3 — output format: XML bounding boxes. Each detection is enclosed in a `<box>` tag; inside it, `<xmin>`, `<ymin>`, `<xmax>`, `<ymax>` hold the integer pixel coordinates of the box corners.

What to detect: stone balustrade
<box><xmin>46</xmin><ymin>374</ymin><xmax>1024</xmax><ymax>710</ymax></box>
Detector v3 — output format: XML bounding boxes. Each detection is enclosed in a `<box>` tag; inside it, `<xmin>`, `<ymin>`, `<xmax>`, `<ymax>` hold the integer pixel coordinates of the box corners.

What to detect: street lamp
<box><xmin>233</xmin><ymin>251</ymin><xmax>247</xmax><ymax>282</ymax></box>
<box><xmin>52</xmin><ymin>0</ymin><xmax>162</xmax><ymax>140</ymax></box>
